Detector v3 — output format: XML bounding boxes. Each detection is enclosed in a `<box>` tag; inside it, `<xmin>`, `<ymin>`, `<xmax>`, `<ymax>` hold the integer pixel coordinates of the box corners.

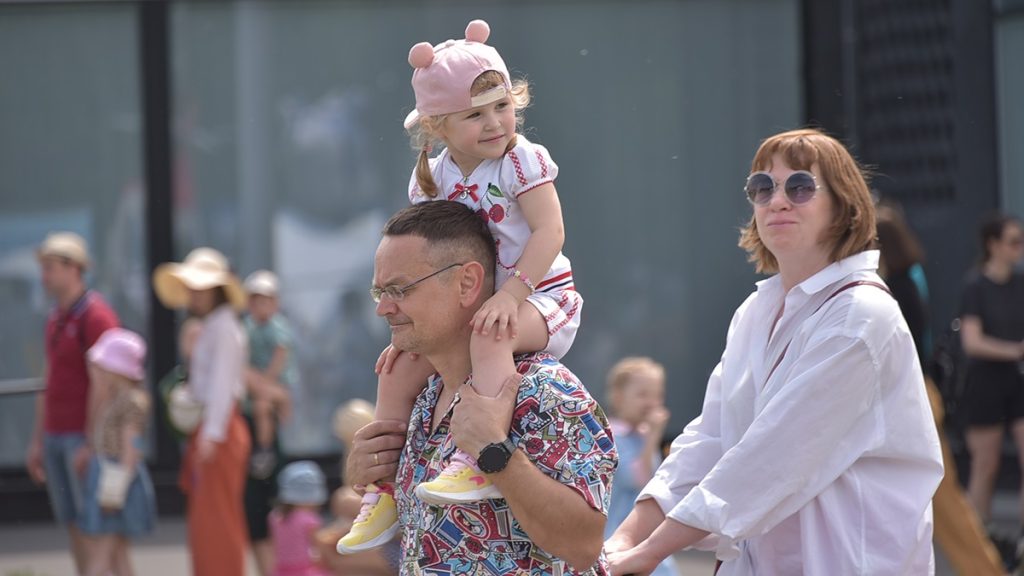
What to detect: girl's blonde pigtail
<box><xmin>416</xmin><ymin>145</ymin><xmax>439</xmax><ymax>198</ymax></box>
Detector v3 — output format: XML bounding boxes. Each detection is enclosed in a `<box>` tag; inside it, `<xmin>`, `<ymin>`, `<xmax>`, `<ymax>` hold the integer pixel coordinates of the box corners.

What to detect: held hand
<box><xmin>603</xmin><ymin>533</ymin><xmax>637</xmax><ymax>557</ymax></box>
<box><xmin>450</xmin><ymin>375</ymin><xmax>520</xmax><ymax>457</ymax></box>
<box><xmin>375</xmin><ymin>344</ymin><xmax>418</xmax><ymax>375</ymax></box>
<box><xmin>344</xmin><ymin>420</ymin><xmax>408</xmax><ymax>487</ymax></box>
<box><xmin>72</xmin><ymin>444</ymin><xmax>92</xmax><ymax>478</ymax></box>
<box><xmin>470</xmin><ymin>290</ymin><xmax>520</xmax><ymax>340</ymax></box>
<box><xmin>26</xmin><ymin>439</ymin><xmax>46</xmax><ymax>484</ymax></box>
<box><xmin>607</xmin><ymin>546</ymin><xmax>658</xmax><ymax>576</ymax></box>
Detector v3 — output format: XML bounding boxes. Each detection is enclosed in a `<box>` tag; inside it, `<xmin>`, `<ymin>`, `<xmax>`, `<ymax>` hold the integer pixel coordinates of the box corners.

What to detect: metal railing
<box><xmin>0</xmin><ymin>378</ymin><xmax>44</xmax><ymax>396</ymax></box>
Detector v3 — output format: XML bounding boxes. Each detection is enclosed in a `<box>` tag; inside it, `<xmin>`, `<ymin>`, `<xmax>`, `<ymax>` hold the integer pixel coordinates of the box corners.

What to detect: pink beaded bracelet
<box><xmin>509</xmin><ymin>268</ymin><xmax>536</xmax><ymax>292</ymax></box>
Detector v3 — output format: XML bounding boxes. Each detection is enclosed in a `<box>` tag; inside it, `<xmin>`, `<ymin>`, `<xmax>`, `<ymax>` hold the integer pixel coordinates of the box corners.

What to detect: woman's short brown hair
<box><xmin>738</xmin><ymin>128</ymin><xmax>876</xmax><ymax>274</ymax></box>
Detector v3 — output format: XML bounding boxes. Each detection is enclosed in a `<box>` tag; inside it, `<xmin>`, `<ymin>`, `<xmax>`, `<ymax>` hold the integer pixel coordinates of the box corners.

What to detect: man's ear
<box><xmin>457</xmin><ymin>261</ymin><xmax>487</xmax><ymax>306</ymax></box>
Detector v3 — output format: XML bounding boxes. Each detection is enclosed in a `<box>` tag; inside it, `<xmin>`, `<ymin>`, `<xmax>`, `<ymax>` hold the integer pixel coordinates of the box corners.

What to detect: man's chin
<box><xmin>390</xmin><ymin>333</ymin><xmax>415</xmax><ymax>352</ymax></box>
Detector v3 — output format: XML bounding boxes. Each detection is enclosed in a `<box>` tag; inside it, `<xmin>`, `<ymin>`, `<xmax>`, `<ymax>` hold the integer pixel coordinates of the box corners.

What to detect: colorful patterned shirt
<box><xmin>395</xmin><ymin>353</ymin><xmax>618</xmax><ymax>576</ymax></box>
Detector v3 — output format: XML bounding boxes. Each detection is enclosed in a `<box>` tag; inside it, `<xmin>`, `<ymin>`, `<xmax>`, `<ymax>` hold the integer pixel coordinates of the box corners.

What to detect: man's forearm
<box><xmin>490</xmin><ymin>450</ymin><xmax>605</xmax><ymax>570</ymax></box>
<box><xmin>32</xmin><ymin>393</ymin><xmax>45</xmax><ymax>442</ymax></box>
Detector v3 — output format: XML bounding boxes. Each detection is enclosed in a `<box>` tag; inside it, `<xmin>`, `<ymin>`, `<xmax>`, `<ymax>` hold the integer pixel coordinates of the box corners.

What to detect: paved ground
<box><xmin>0</xmin><ymin>492</ymin><xmax>1017</xmax><ymax>576</ymax></box>
<box><xmin>0</xmin><ymin>518</ymin><xmax>717</xmax><ymax>576</ymax></box>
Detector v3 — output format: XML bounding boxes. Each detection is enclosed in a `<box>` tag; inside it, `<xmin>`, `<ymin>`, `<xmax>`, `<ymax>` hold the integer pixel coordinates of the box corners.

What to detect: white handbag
<box><xmin>168</xmin><ymin>385</ymin><xmax>204</xmax><ymax>434</ymax></box>
<box><xmin>98</xmin><ymin>461</ymin><xmax>133</xmax><ymax>509</ymax></box>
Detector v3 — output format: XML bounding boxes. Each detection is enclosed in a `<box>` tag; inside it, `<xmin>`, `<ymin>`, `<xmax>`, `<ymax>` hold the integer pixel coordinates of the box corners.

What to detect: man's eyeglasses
<box><xmin>370</xmin><ymin>263</ymin><xmax>465</xmax><ymax>303</ymax></box>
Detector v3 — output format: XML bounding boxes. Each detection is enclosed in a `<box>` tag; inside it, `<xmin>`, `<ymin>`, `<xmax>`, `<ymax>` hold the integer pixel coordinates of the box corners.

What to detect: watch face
<box><xmin>479</xmin><ymin>443</ymin><xmax>510</xmax><ymax>473</ymax></box>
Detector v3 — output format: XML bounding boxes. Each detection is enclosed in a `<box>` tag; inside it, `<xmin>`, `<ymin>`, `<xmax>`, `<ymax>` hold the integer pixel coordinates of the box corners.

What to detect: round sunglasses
<box><xmin>744</xmin><ymin>171</ymin><xmax>820</xmax><ymax>206</ymax></box>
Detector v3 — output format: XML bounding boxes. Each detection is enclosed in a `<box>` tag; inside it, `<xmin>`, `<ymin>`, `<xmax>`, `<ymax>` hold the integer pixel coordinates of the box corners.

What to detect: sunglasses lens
<box><xmin>745</xmin><ymin>173</ymin><xmax>775</xmax><ymax>205</ymax></box>
<box><xmin>785</xmin><ymin>172</ymin><xmax>817</xmax><ymax>204</ymax></box>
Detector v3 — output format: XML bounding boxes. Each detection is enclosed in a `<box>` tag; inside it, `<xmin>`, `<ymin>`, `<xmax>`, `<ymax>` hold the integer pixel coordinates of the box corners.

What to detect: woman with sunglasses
<box><xmin>960</xmin><ymin>214</ymin><xmax>1024</xmax><ymax>538</ymax></box>
<box><xmin>605</xmin><ymin>128</ymin><xmax>943</xmax><ymax>575</ymax></box>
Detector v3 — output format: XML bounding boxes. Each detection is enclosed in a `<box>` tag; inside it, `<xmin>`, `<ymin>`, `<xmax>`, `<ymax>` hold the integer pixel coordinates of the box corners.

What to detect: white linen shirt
<box><xmin>641</xmin><ymin>251</ymin><xmax>943</xmax><ymax>575</ymax></box>
<box><xmin>190</xmin><ymin>304</ymin><xmax>247</xmax><ymax>442</ymax></box>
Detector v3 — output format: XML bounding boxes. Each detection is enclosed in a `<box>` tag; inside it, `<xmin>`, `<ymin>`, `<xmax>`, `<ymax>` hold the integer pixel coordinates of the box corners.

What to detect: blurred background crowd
<box><xmin>2</xmin><ymin>1</ymin><xmax>1024</xmax><ymax>575</ymax></box>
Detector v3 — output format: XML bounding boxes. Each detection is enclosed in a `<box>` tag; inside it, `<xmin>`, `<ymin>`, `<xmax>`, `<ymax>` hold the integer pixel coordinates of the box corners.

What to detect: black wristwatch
<box><xmin>477</xmin><ymin>437</ymin><xmax>516</xmax><ymax>474</ymax></box>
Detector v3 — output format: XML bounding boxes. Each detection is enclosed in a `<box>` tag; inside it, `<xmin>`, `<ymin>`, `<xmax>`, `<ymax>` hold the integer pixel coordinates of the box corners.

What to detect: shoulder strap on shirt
<box><xmin>763</xmin><ymin>280</ymin><xmax>892</xmax><ymax>386</ymax></box>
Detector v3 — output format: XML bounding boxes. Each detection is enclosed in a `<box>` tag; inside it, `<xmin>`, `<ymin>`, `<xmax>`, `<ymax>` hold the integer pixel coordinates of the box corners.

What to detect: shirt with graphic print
<box><xmin>395</xmin><ymin>353</ymin><xmax>617</xmax><ymax>576</ymax></box>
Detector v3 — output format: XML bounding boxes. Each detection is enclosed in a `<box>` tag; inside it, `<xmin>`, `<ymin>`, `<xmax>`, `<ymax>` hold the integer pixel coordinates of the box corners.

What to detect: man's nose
<box><xmin>375</xmin><ymin>297</ymin><xmax>396</xmax><ymax>316</ymax></box>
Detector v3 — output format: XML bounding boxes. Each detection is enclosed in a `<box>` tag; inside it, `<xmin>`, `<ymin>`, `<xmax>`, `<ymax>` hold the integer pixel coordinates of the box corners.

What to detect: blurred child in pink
<box><xmin>269</xmin><ymin>460</ymin><xmax>330</xmax><ymax>576</ymax></box>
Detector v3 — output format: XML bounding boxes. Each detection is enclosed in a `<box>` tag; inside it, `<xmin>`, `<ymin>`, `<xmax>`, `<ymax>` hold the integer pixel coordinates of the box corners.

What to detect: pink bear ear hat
<box><xmin>403</xmin><ymin>19</ymin><xmax>512</xmax><ymax>129</ymax></box>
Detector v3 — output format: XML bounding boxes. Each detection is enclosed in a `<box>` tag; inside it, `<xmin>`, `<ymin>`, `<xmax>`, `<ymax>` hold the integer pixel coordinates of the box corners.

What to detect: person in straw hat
<box><xmin>27</xmin><ymin>231</ymin><xmax>120</xmax><ymax>575</ymax></box>
<box><xmin>153</xmin><ymin>247</ymin><xmax>250</xmax><ymax>576</ymax></box>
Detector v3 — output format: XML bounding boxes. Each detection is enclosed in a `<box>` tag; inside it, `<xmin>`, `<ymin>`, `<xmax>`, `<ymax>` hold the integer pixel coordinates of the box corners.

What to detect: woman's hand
<box><xmin>470</xmin><ymin>290</ymin><xmax>520</xmax><ymax>340</ymax></box>
<box><xmin>603</xmin><ymin>533</ymin><xmax>636</xmax><ymax>557</ymax></box>
<box><xmin>197</xmin><ymin>436</ymin><xmax>218</xmax><ymax>463</ymax></box>
<box><xmin>607</xmin><ymin>545</ymin><xmax>659</xmax><ymax>576</ymax></box>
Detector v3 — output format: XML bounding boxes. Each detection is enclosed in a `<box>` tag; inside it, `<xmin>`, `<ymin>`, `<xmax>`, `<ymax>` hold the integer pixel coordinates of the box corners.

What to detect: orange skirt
<box><xmin>179</xmin><ymin>410</ymin><xmax>251</xmax><ymax>576</ymax></box>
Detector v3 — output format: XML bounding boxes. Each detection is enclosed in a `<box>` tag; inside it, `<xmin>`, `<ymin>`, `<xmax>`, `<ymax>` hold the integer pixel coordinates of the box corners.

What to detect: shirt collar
<box><xmin>53</xmin><ymin>289</ymin><xmax>91</xmax><ymax>319</ymax></box>
<box><xmin>755</xmin><ymin>250</ymin><xmax>880</xmax><ymax>297</ymax></box>
<box><xmin>205</xmin><ymin>303</ymin><xmax>235</xmax><ymax>324</ymax></box>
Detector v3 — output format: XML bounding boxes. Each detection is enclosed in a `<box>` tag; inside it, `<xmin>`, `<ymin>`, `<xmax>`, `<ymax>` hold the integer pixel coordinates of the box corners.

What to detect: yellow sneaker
<box><xmin>415</xmin><ymin>458</ymin><xmax>502</xmax><ymax>505</ymax></box>
<box><xmin>336</xmin><ymin>484</ymin><xmax>399</xmax><ymax>554</ymax></box>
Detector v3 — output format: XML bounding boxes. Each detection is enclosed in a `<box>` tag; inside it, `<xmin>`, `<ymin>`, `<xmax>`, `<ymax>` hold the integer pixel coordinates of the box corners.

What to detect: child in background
<box><xmin>340</xmin><ymin>18</ymin><xmax>583</xmax><ymax>553</ymax></box>
<box><xmin>604</xmin><ymin>357</ymin><xmax>677</xmax><ymax>576</ymax></box>
<box><xmin>243</xmin><ymin>270</ymin><xmax>296</xmax><ymax>479</ymax></box>
<box><xmin>79</xmin><ymin>328</ymin><xmax>157</xmax><ymax>576</ymax></box>
<box><xmin>243</xmin><ymin>270</ymin><xmax>298</xmax><ymax>576</ymax></box>
<box><xmin>316</xmin><ymin>400</ymin><xmax>398</xmax><ymax>575</ymax></box>
<box><xmin>270</xmin><ymin>461</ymin><xmax>330</xmax><ymax>576</ymax></box>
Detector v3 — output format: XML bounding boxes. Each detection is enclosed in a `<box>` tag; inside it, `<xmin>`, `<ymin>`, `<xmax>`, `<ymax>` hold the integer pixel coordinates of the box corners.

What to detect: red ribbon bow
<box><xmin>448</xmin><ymin>182</ymin><xmax>479</xmax><ymax>202</ymax></box>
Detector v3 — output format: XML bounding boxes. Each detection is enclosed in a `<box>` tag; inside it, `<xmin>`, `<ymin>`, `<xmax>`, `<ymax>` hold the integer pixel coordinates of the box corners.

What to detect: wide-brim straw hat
<box><xmin>152</xmin><ymin>247</ymin><xmax>247</xmax><ymax>311</ymax></box>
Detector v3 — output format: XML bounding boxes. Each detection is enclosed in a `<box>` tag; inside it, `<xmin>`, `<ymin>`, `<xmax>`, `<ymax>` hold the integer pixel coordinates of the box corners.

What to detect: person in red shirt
<box><xmin>25</xmin><ymin>232</ymin><xmax>120</xmax><ymax>575</ymax></box>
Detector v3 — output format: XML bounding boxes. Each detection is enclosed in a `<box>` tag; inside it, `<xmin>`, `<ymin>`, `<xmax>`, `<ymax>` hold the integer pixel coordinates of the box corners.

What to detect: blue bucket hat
<box><xmin>277</xmin><ymin>461</ymin><xmax>327</xmax><ymax>506</ymax></box>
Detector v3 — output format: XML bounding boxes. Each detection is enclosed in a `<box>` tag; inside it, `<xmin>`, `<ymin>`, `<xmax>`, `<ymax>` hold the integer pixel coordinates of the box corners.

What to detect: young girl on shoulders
<box><xmin>340</xmin><ymin>19</ymin><xmax>582</xmax><ymax>553</ymax></box>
